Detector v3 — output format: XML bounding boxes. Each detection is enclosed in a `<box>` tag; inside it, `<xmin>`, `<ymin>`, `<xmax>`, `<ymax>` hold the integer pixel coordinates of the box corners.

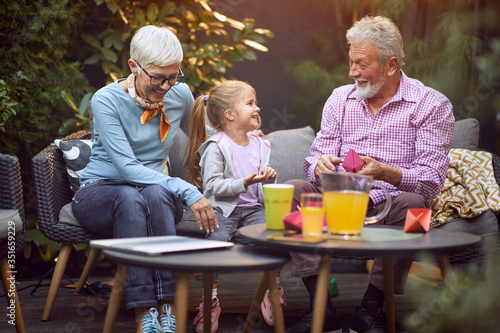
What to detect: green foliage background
<box><xmin>1</xmin><ymin>0</ymin><xmax>500</xmax><ymax>264</ymax></box>
<box><xmin>288</xmin><ymin>0</ymin><xmax>500</xmax><ymax>148</ymax></box>
<box><xmin>0</xmin><ymin>0</ymin><xmax>273</xmax><ymax>263</ymax></box>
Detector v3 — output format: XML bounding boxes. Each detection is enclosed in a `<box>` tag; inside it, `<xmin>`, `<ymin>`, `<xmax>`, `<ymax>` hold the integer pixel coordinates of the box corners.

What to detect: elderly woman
<box><xmin>71</xmin><ymin>25</ymin><xmax>218</xmax><ymax>333</ymax></box>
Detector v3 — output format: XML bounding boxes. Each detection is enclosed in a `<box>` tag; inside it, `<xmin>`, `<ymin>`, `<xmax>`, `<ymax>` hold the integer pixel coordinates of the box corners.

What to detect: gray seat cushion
<box><xmin>59</xmin><ymin>203</ymin><xmax>81</xmax><ymax>226</ymax></box>
<box><xmin>175</xmin><ymin>204</ymin><xmax>206</xmax><ymax>237</ymax></box>
<box><xmin>0</xmin><ymin>210</ymin><xmax>22</xmax><ymax>239</ymax></box>
<box><xmin>437</xmin><ymin>210</ymin><xmax>498</xmax><ymax>235</ymax></box>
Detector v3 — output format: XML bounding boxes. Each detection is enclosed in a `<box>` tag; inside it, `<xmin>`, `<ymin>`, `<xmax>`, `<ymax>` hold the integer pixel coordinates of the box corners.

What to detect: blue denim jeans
<box><xmin>71</xmin><ymin>180</ymin><xmax>183</xmax><ymax>309</ymax></box>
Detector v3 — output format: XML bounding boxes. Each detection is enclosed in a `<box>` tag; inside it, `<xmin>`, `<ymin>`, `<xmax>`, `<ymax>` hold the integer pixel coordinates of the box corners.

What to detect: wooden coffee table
<box><xmin>238</xmin><ymin>224</ymin><xmax>481</xmax><ymax>333</ymax></box>
<box><xmin>92</xmin><ymin>241</ymin><xmax>289</xmax><ymax>333</ymax></box>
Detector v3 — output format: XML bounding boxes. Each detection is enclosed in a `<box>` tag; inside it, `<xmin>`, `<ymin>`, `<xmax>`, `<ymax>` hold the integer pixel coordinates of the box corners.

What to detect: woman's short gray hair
<box><xmin>346</xmin><ymin>16</ymin><xmax>404</xmax><ymax>69</ymax></box>
<box><xmin>130</xmin><ymin>25</ymin><xmax>183</xmax><ymax>69</ymax></box>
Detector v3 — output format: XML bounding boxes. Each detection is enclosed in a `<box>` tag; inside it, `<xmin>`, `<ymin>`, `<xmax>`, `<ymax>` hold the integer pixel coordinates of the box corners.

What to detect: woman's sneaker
<box><xmin>192</xmin><ymin>297</ymin><xmax>221</xmax><ymax>333</ymax></box>
<box><xmin>140</xmin><ymin>308</ymin><xmax>162</xmax><ymax>333</ymax></box>
<box><xmin>261</xmin><ymin>286</ymin><xmax>287</xmax><ymax>326</ymax></box>
<box><xmin>159</xmin><ymin>304</ymin><xmax>176</xmax><ymax>333</ymax></box>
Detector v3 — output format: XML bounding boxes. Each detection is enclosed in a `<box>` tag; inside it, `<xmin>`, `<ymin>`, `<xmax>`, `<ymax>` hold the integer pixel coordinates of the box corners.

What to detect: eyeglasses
<box><xmin>136</xmin><ymin>62</ymin><xmax>184</xmax><ymax>87</ymax></box>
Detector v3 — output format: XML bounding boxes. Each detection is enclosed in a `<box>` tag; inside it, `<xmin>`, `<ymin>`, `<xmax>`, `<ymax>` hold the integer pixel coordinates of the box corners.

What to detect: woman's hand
<box><xmin>189</xmin><ymin>197</ymin><xmax>219</xmax><ymax>233</ymax></box>
<box><xmin>243</xmin><ymin>167</ymin><xmax>277</xmax><ymax>187</ymax></box>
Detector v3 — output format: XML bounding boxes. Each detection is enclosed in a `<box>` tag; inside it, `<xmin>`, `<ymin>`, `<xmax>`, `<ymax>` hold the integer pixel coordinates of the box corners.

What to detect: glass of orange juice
<box><xmin>320</xmin><ymin>173</ymin><xmax>392</xmax><ymax>237</ymax></box>
<box><xmin>300</xmin><ymin>193</ymin><xmax>325</xmax><ymax>237</ymax></box>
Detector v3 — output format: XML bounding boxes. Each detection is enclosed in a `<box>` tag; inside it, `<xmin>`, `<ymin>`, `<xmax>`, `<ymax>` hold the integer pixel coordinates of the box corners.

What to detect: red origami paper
<box><xmin>404</xmin><ymin>208</ymin><xmax>432</xmax><ymax>233</ymax></box>
<box><xmin>283</xmin><ymin>210</ymin><xmax>327</xmax><ymax>232</ymax></box>
<box><xmin>343</xmin><ymin>149</ymin><xmax>364</xmax><ymax>172</ymax></box>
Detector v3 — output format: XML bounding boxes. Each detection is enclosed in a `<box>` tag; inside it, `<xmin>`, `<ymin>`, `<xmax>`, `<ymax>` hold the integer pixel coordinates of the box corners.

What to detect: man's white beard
<box><xmin>355</xmin><ymin>77</ymin><xmax>385</xmax><ymax>99</ymax></box>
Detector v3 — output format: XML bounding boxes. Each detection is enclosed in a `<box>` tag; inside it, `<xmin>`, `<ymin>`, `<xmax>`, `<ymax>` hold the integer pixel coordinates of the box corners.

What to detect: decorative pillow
<box><xmin>54</xmin><ymin>139</ymin><xmax>93</xmax><ymax>192</ymax></box>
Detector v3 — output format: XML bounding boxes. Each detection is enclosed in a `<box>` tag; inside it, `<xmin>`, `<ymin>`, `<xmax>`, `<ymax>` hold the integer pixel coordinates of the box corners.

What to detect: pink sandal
<box><xmin>261</xmin><ymin>286</ymin><xmax>287</xmax><ymax>326</ymax></box>
<box><xmin>193</xmin><ymin>297</ymin><xmax>221</xmax><ymax>333</ymax></box>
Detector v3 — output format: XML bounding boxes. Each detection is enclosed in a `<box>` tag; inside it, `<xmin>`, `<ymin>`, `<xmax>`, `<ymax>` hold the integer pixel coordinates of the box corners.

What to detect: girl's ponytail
<box><xmin>184</xmin><ymin>95</ymin><xmax>208</xmax><ymax>188</ymax></box>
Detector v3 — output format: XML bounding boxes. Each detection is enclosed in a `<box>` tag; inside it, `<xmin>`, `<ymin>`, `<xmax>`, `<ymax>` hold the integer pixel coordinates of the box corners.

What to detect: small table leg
<box><xmin>382</xmin><ymin>258</ymin><xmax>395</xmax><ymax>333</ymax></box>
<box><xmin>175</xmin><ymin>272</ymin><xmax>189</xmax><ymax>333</ymax></box>
<box><xmin>266</xmin><ymin>270</ymin><xmax>285</xmax><ymax>333</ymax></box>
<box><xmin>311</xmin><ymin>254</ymin><xmax>332</xmax><ymax>333</ymax></box>
<box><xmin>436</xmin><ymin>255</ymin><xmax>451</xmax><ymax>277</ymax></box>
<box><xmin>243</xmin><ymin>270</ymin><xmax>275</xmax><ymax>333</ymax></box>
<box><xmin>203</xmin><ymin>272</ymin><xmax>213</xmax><ymax>333</ymax></box>
<box><xmin>103</xmin><ymin>264</ymin><xmax>128</xmax><ymax>333</ymax></box>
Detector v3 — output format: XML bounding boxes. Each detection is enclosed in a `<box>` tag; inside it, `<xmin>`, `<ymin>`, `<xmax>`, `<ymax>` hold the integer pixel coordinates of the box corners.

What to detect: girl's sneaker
<box><xmin>140</xmin><ymin>308</ymin><xmax>162</xmax><ymax>333</ymax></box>
<box><xmin>192</xmin><ymin>297</ymin><xmax>221</xmax><ymax>333</ymax></box>
<box><xmin>261</xmin><ymin>286</ymin><xmax>287</xmax><ymax>326</ymax></box>
<box><xmin>159</xmin><ymin>304</ymin><xmax>176</xmax><ymax>333</ymax></box>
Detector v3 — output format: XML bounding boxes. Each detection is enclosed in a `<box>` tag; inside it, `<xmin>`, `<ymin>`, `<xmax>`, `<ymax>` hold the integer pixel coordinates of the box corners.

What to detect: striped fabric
<box><xmin>431</xmin><ymin>149</ymin><xmax>500</xmax><ymax>227</ymax></box>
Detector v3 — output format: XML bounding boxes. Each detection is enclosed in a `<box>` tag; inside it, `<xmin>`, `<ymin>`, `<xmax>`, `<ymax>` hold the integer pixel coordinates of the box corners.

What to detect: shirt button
<box><xmin>370</xmin><ymin>145</ymin><xmax>374</xmax><ymax>149</ymax></box>
<box><xmin>372</xmin><ymin>125</ymin><xmax>376</xmax><ymax>129</ymax></box>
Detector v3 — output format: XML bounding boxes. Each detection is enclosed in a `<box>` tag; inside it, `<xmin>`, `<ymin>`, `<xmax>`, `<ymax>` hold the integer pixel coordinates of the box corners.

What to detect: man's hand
<box><xmin>189</xmin><ymin>197</ymin><xmax>219</xmax><ymax>233</ymax></box>
<box><xmin>243</xmin><ymin>167</ymin><xmax>277</xmax><ymax>187</ymax></box>
<box><xmin>358</xmin><ymin>155</ymin><xmax>402</xmax><ymax>186</ymax></box>
<box><xmin>314</xmin><ymin>155</ymin><xmax>341</xmax><ymax>179</ymax></box>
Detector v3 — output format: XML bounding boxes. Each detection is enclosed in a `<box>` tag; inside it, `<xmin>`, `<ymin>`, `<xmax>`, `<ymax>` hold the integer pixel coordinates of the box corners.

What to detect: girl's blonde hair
<box><xmin>185</xmin><ymin>80</ymin><xmax>256</xmax><ymax>188</ymax></box>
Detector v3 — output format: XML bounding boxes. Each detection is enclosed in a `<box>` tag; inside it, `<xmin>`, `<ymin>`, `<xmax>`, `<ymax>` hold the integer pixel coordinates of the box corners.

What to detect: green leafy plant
<box><xmin>0</xmin><ymin>72</ymin><xmax>30</xmax><ymax>132</ymax></box>
<box><xmin>1</xmin><ymin>0</ymin><xmax>90</xmax><ymax>263</ymax></box>
<box><xmin>405</xmin><ymin>239</ymin><xmax>500</xmax><ymax>332</ymax></box>
<box><xmin>76</xmin><ymin>0</ymin><xmax>273</xmax><ymax>93</ymax></box>
<box><xmin>58</xmin><ymin>91</ymin><xmax>93</xmax><ymax>137</ymax></box>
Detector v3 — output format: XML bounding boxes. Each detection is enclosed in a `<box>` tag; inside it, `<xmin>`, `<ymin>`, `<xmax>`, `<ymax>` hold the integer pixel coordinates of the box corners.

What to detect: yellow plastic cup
<box><xmin>263</xmin><ymin>184</ymin><xmax>294</xmax><ymax>230</ymax></box>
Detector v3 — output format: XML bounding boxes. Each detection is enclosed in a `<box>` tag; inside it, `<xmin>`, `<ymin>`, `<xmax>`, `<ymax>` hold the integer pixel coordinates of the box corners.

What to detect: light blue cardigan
<box><xmin>80</xmin><ymin>80</ymin><xmax>203</xmax><ymax>206</ymax></box>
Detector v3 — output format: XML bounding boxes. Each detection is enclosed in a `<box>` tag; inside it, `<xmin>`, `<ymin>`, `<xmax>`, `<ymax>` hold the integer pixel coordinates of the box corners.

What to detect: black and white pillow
<box><xmin>54</xmin><ymin>139</ymin><xmax>93</xmax><ymax>192</ymax></box>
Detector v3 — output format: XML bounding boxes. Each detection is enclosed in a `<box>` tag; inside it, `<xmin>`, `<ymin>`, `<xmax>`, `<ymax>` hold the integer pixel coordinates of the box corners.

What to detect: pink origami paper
<box><xmin>404</xmin><ymin>208</ymin><xmax>432</xmax><ymax>233</ymax></box>
<box><xmin>343</xmin><ymin>149</ymin><xmax>364</xmax><ymax>173</ymax></box>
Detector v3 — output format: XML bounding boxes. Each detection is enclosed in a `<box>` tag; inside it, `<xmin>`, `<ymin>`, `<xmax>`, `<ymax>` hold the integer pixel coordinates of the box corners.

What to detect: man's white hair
<box><xmin>346</xmin><ymin>16</ymin><xmax>405</xmax><ymax>69</ymax></box>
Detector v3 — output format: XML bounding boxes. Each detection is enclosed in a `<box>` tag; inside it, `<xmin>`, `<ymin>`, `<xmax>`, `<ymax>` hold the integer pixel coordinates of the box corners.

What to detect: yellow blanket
<box><xmin>431</xmin><ymin>149</ymin><xmax>500</xmax><ymax>227</ymax></box>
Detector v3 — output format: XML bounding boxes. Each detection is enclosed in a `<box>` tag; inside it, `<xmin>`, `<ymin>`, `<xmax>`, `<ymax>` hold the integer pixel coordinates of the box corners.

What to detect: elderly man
<box><xmin>286</xmin><ymin>15</ymin><xmax>454</xmax><ymax>333</ymax></box>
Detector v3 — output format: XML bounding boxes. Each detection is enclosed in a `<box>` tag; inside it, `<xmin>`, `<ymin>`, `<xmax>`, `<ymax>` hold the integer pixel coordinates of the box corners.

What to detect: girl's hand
<box><xmin>248</xmin><ymin>129</ymin><xmax>265</xmax><ymax>137</ymax></box>
<box><xmin>261</xmin><ymin>166</ymin><xmax>277</xmax><ymax>180</ymax></box>
<box><xmin>243</xmin><ymin>167</ymin><xmax>277</xmax><ymax>187</ymax></box>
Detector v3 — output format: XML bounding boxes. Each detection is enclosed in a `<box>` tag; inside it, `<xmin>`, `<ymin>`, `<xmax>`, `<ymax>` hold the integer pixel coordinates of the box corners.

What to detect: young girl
<box><xmin>185</xmin><ymin>80</ymin><xmax>285</xmax><ymax>332</ymax></box>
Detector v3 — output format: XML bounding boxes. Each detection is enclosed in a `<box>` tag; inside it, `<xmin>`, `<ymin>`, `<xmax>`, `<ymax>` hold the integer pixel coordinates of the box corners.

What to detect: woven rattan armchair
<box><xmin>32</xmin><ymin>130</ymin><xmax>102</xmax><ymax>321</ymax></box>
<box><xmin>0</xmin><ymin>153</ymin><xmax>26</xmax><ymax>332</ymax></box>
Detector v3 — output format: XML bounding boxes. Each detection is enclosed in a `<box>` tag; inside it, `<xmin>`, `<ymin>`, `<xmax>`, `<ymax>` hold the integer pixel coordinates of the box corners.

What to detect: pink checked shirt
<box><xmin>305</xmin><ymin>72</ymin><xmax>455</xmax><ymax>205</ymax></box>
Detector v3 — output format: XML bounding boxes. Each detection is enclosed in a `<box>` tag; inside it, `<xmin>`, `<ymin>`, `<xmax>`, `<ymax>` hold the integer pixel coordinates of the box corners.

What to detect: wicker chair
<box><xmin>32</xmin><ymin>130</ymin><xmax>102</xmax><ymax>322</ymax></box>
<box><xmin>0</xmin><ymin>153</ymin><xmax>26</xmax><ymax>332</ymax></box>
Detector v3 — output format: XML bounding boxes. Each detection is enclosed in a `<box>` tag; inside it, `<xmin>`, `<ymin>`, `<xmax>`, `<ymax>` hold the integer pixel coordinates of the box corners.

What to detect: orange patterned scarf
<box><xmin>126</xmin><ymin>74</ymin><xmax>170</xmax><ymax>142</ymax></box>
